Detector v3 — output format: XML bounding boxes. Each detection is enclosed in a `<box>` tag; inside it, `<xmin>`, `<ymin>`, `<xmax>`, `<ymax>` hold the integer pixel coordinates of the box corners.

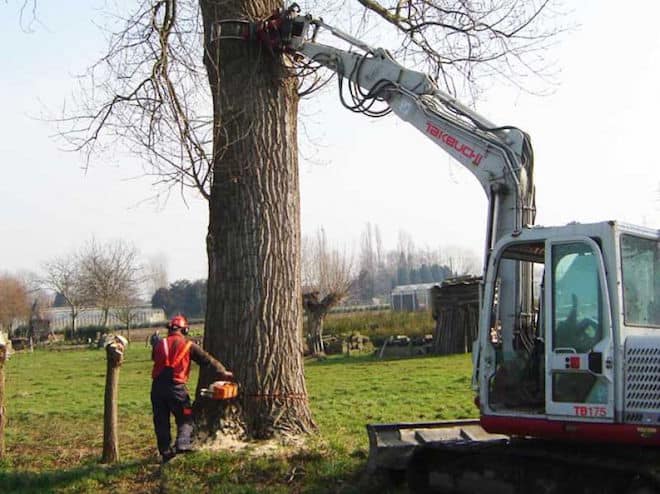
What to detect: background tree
<box><xmin>79</xmin><ymin>240</ymin><xmax>143</xmax><ymax>328</ymax></box>
<box><xmin>431</xmin><ymin>263</ymin><xmax>451</xmax><ymax>283</ymax></box>
<box><xmin>396</xmin><ymin>253</ymin><xmax>411</xmax><ymax>286</ymax></box>
<box><xmin>41</xmin><ymin>254</ymin><xmax>88</xmax><ymax>337</ymax></box>
<box><xmin>353</xmin><ymin>223</ymin><xmax>477</xmax><ymax>301</ymax></box>
<box><xmin>302</xmin><ymin>229</ymin><xmax>353</xmax><ymax>356</ymax></box>
<box><xmin>114</xmin><ymin>288</ymin><xmax>143</xmax><ymax>340</ymax></box>
<box><xmin>151</xmin><ymin>279</ymin><xmax>207</xmax><ymax>318</ymax></box>
<box><xmin>0</xmin><ymin>274</ymin><xmax>30</xmax><ymax>337</ymax></box>
<box><xmin>442</xmin><ymin>247</ymin><xmax>481</xmax><ymax>276</ymax></box>
<box><xmin>151</xmin><ymin>286</ymin><xmax>173</xmax><ymax>315</ymax></box>
<box><xmin>169</xmin><ymin>279</ymin><xmax>206</xmax><ymax>318</ymax></box>
<box><xmin>419</xmin><ymin>264</ymin><xmax>433</xmax><ymax>283</ymax></box>
<box><xmin>58</xmin><ymin>0</ymin><xmax>562</xmax><ymax>441</ymax></box>
<box><xmin>357</xmin><ymin>223</ymin><xmax>377</xmax><ymax>303</ymax></box>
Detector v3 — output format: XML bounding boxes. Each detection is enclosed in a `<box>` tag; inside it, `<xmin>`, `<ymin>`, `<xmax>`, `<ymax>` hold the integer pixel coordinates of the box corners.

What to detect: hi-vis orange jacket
<box><xmin>152</xmin><ymin>332</ymin><xmax>226</xmax><ymax>384</ymax></box>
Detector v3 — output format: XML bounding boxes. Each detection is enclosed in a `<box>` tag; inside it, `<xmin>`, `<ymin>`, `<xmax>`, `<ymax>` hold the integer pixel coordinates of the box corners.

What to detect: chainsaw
<box><xmin>200</xmin><ymin>380</ymin><xmax>239</xmax><ymax>400</ymax></box>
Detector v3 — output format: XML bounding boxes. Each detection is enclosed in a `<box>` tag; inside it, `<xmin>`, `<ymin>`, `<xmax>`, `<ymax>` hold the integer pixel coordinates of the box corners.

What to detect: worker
<box><xmin>146</xmin><ymin>328</ymin><xmax>161</xmax><ymax>348</ymax></box>
<box><xmin>151</xmin><ymin>314</ymin><xmax>233</xmax><ymax>463</ymax></box>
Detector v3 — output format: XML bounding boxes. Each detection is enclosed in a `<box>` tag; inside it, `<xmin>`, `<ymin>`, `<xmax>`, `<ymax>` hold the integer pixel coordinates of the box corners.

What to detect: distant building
<box><xmin>43</xmin><ymin>306</ymin><xmax>166</xmax><ymax>330</ymax></box>
<box><xmin>390</xmin><ymin>283</ymin><xmax>438</xmax><ymax>311</ymax></box>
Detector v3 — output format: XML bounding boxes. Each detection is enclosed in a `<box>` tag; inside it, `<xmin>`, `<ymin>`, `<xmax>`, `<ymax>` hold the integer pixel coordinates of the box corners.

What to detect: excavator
<box><xmin>216</xmin><ymin>5</ymin><xmax>660</xmax><ymax>492</ymax></box>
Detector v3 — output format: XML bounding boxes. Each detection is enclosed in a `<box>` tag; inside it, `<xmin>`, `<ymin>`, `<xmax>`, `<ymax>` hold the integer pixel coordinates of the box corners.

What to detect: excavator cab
<box><xmin>479</xmin><ymin>221</ymin><xmax>660</xmax><ymax>438</ymax></box>
<box><xmin>384</xmin><ymin>223</ymin><xmax>659</xmax><ymax>492</ymax></box>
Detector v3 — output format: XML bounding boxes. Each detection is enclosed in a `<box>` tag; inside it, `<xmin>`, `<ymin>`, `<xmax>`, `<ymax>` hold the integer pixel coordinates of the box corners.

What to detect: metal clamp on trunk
<box><xmin>211</xmin><ymin>20</ymin><xmax>252</xmax><ymax>42</ymax></box>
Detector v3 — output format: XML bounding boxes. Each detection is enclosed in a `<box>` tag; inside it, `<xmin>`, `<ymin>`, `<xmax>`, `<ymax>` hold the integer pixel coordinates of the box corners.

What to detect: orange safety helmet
<box><xmin>168</xmin><ymin>314</ymin><xmax>189</xmax><ymax>334</ymax></box>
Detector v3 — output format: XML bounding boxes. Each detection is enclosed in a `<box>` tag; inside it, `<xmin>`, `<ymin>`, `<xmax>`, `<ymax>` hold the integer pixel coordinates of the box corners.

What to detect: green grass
<box><xmin>1</xmin><ymin>346</ymin><xmax>474</xmax><ymax>493</ymax></box>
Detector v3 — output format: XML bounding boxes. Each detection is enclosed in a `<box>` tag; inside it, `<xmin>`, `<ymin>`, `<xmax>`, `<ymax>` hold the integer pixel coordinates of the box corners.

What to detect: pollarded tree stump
<box><xmin>101</xmin><ymin>336</ymin><xmax>127</xmax><ymax>464</ymax></box>
<box><xmin>0</xmin><ymin>340</ymin><xmax>7</xmax><ymax>459</ymax></box>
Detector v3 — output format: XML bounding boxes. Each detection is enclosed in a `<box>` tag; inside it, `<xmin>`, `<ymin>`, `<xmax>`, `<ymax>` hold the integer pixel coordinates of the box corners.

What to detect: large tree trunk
<box><xmin>196</xmin><ymin>0</ymin><xmax>315</xmax><ymax>439</ymax></box>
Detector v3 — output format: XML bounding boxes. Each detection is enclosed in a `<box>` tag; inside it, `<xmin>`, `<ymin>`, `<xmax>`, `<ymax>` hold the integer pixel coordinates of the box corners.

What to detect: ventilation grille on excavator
<box><xmin>625</xmin><ymin>342</ymin><xmax>660</xmax><ymax>422</ymax></box>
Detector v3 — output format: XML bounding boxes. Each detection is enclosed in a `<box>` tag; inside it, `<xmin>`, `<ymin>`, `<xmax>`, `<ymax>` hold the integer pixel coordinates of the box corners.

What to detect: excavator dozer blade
<box><xmin>365</xmin><ymin>419</ymin><xmax>506</xmax><ymax>474</ymax></box>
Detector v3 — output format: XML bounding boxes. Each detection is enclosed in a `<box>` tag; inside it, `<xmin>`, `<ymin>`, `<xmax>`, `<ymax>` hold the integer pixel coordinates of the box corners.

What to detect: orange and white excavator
<box><xmin>217</xmin><ymin>5</ymin><xmax>660</xmax><ymax>492</ymax></box>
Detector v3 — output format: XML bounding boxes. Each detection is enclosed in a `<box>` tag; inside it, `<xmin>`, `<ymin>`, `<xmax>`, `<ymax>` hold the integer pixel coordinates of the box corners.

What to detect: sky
<box><xmin>1</xmin><ymin>1</ymin><xmax>658</xmax><ymax>285</ymax></box>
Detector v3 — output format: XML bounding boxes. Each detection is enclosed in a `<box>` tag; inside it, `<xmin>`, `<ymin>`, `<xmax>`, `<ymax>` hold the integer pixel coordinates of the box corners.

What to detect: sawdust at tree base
<box><xmin>196</xmin><ymin>432</ymin><xmax>308</xmax><ymax>457</ymax></box>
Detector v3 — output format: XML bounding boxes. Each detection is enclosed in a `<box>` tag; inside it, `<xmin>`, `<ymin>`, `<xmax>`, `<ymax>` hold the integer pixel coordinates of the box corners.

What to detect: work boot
<box><xmin>175</xmin><ymin>445</ymin><xmax>195</xmax><ymax>454</ymax></box>
<box><xmin>161</xmin><ymin>448</ymin><xmax>176</xmax><ymax>464</ymax></box>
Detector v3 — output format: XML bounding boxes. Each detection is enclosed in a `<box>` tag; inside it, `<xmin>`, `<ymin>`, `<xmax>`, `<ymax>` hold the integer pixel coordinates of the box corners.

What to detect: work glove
<box><xmin>219</xmin><ymin>370</ymin><xmax>234</xmax><ymax>381</ymax></box>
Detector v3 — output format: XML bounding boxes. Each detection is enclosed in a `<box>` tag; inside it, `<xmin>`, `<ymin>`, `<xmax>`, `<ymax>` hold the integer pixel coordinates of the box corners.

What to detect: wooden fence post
<box><xmin>102</xmin><ymin>335</ymin><xmax>127</xmax><ymax>464</ymax></box>
<box><xmin>0</xmin><ymin>333</ymin><xmax>7</xmax><ymax>459</ymax></box>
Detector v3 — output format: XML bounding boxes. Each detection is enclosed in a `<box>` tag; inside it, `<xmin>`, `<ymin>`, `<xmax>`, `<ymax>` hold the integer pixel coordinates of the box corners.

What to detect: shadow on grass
<box><xmin>306</xmin><ymin>352</ymin><xmax>440</xmax><ymax>367</ymax></box>
<box><xmin>276</xmin><ymin>450</ymin><xmax>408</xmax><ymax>494</ymax></box>
<box><xmin>169</xmin><ymin>447</ymin><xmax>407</xmax><ymax>494</ymax></box>
<box><xmin>305</xmin><ymin>354</ymin><xmax>377</xmax><ymax>367</ymax></box>
<box><xmin>0</xmin><ymin>449</ymin><xmax>408</xmax><ymax>494</ymax></box>
<box><xmin>297</xmin><ymin>459</ymin><xmax>408</xmax><ymax>494</ymax></box>
<box><xmin>0</xmin><ymin>458</ymin><xmax>157</xmax><ymax>494</ymax></box>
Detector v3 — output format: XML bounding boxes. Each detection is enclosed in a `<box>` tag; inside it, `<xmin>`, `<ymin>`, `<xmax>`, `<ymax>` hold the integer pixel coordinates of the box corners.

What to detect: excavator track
<box><xmin>406</xmin><ymin>438</ymin><xmax>660</xmax><ymax>494</ymax></box>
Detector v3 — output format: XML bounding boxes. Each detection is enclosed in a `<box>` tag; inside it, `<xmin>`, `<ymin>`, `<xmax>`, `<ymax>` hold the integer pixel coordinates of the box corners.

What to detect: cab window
<box><xmin>621</xmin><ymin>235</ymin><xmax>660</xmax><ymax>327</ymax></box>
<box><xmin>551</xmin><ymin>242</ymin><xmax>602</xmax><ymax>353</ymax></box>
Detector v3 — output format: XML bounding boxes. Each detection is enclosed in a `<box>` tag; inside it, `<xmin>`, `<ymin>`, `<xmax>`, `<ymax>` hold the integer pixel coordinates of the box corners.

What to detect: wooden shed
<box><xmin>430</xmin><ymin>276</ymin><xmax>481</xmax><ymax>355</ymax></box>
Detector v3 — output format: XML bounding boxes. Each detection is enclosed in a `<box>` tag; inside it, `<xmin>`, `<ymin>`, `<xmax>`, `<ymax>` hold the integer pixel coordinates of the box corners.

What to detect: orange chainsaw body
<box><xmin>202</xmin><ymin>381</ymin><xmax>238</xmax><ymax>400</ymax></box>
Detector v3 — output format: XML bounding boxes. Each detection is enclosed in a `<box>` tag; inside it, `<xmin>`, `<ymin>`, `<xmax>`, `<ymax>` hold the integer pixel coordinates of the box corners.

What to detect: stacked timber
<box><xmin>344</xmin><ymin>332</ymin><xmax>373</xmax><ymax>354</ymax></box>
<box><xmin>431</xmin><ymin>276</ymin><xmax>481</xmax><ymax>355</ymax></box>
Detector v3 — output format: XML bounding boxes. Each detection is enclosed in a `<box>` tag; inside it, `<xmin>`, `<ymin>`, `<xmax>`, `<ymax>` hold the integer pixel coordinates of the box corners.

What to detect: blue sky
<box><xmin>1</xmin><ymin>1</ymin><xmax>658</xmax><ymax>283</ymax></box>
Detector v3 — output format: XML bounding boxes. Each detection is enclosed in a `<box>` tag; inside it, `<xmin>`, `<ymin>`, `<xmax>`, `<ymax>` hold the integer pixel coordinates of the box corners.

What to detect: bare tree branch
<box><xmin>41</xmin><ymin>253</ymin><xmax>89</xmax><ymax>336</ymax></box>
<box><xmin>55</xmin><ymin>0</ymin><xmax>215</xmax><ymax>200</ymax></box>
<box><xmin>78</xmin><ymin>239</ymin><xmax>143</xmax><ymax>328</ymax></box>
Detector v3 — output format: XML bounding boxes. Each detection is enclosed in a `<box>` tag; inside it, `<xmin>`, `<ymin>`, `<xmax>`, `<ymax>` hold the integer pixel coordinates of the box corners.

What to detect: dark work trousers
<box><xmin>151</xmin><ymin>372</ymin><xmax>194</xmax><ymax>456</ymax></box>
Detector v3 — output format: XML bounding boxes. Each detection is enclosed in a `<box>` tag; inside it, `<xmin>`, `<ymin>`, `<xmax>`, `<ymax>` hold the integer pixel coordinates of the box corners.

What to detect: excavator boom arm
<box><xmin>221</xmin><ymin>7</ymin><xmax>536</xmax><ymax>250</ymax></box>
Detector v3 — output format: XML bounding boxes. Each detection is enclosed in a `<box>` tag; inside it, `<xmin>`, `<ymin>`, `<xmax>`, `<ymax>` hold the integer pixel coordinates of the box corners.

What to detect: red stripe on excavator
<box><xmin>481</xmin><ymin>415</ymin><xmax>660</xmax><ymax>446</ymax></box>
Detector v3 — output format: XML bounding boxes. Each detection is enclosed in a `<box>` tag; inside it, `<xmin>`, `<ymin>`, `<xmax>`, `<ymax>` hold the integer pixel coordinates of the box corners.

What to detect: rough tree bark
<box><xmin>195</xmin><ymin>0</ymin><xmax>315</xmax><ymax>439</ymax></box>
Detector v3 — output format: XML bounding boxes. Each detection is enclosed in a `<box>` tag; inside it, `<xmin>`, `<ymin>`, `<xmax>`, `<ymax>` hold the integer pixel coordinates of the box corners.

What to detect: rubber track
<box><xmin>407</xmin><ymin>438</ymin><xmax>660</xmax><ymax>493</ymax></box>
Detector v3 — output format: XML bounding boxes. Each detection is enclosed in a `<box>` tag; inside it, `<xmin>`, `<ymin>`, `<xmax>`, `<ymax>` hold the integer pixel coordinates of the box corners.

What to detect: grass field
<box><xmin>0</xmin><ymin>346</ymin><xmax>474</xmax><ymax>493</ymax></box>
